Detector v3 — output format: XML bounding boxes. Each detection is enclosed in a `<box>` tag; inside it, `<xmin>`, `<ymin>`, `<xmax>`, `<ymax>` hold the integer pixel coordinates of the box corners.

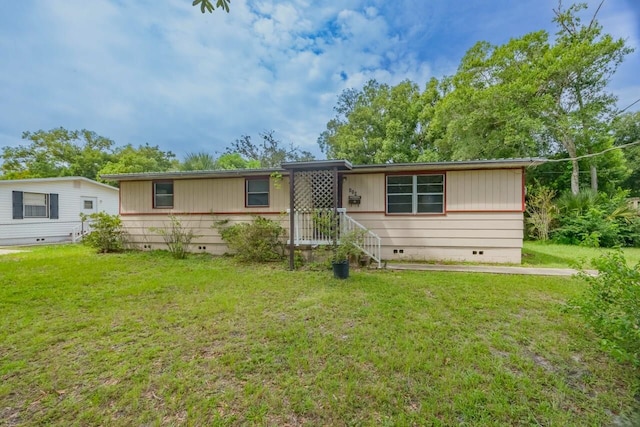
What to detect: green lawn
<box><xmin>522</xmin><ymin>241</ymin><xmax>640</xmax><ymax>268</ymax></box>
<box><xmin>1</xmin><ymin>245</ymin><xmax>638</xmax><ymax>426</ymax></box>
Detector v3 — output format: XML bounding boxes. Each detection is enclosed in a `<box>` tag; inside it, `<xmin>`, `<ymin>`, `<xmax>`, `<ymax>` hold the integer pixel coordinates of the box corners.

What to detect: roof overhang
<box><xmin>0</xmin><ymin>176</ymin><xmax>119</xmax><ymax>191</ymax></box>
<box><xmin>100</xmin><ymin>167</ymin><xmax>283</xmax><ymax>182</ymax></box>
<box><xmin>351</xmin><ymin>158</ymin><xmax>547</xmax><ymax>173</ymax></box>
<box><xmin>100</xmin><ymin>158</ymin><xmax>546</xmax><ymax>182</ymax></box>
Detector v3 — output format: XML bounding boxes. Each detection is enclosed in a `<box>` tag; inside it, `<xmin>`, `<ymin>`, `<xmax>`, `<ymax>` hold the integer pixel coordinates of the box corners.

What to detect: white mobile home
<box><xmin>0</xmin><ymin>177</ymin><xmax>119</xmax><ymax>246</ymax></box>
<box><xmin>102</xmin><ymin>158</ymin><xmax>545</xmax><ymax>265</ymax></box>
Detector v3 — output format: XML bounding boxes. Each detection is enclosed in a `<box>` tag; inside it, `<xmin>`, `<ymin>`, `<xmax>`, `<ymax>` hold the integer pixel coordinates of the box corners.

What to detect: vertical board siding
<box><xmin>447</xmin><ymin>169</ymin><xmax>522</xmax><ymax>211</ymax></box>
<box><xmin>120</xmin><ymin>181</ymin><xmax>151</xmax><ymax>214</ymax></box>
<box><xmin>341</xmin><ymin>173</ymin><xmax>385</xmax><ymax>212</ymax></box>
<box><xmin>121</xmin><ymin>177</ymin><xmax>291</xmax><ymax>214</ymax></box>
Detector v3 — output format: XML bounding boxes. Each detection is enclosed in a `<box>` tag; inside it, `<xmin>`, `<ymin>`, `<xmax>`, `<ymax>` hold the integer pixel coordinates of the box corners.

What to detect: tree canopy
<box><xmin>180</xmin><ymin>152</ymin><xmax>260</xmax><ymax>171</ymax></box>
<box><xmin>1</xmin><ymin>128</ymin><xmax>115</xmax><ymax>180</ymax></box>
<box><xmin>98</xmin><ymin>143</ymin><xmax>177</xmax><ymax>177</ymax></box>
<box><xmin>318</xmin><ymin>2</ymin><xmax>634</xmax><ymax>195</ymax></box>
<box><xmin>227</xmin><ymin>131</ymin><xmax>314</xmax><ymax>168</ymax></box>
<box><xmin>318</xmin><ymin>79</ymin><xmax>441</xmax><ymax>164</ymax></box>
<box><xmin>0</xmin><ymin>128</ymin><xmax>177</xmax><ymax>183</ymax></box>
<box><xmin>192</xmin><ymin>0</ymin><xmax>230</xmax><ymax>14</ymax></box>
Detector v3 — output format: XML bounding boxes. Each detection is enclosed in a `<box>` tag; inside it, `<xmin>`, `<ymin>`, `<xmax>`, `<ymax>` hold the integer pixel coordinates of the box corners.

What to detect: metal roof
<box><xmin>351</xmin><ymin>157</ymin><xmax>547</xmax><ymax>172</ymax></box>
<box><xmin>100</xmin><ymin>157</ymin><xmax>547</xmax><ymax>181</ymax></box>
<box><xmin>281</xmin><ymin>159</ymin><xmax>353</xmax><ymax>171</ymax></box>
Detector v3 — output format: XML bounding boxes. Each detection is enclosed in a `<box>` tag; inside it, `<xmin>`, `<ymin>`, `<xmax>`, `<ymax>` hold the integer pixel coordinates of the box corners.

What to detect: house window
<box><xmin>246</xmin><ymin>178</ymin><xmax>269</xmax><ymax>207</ymax></box>
<box><xmin>12</xmin><ymin>191</ymin><xmax>58</xmax><ymax>220</ymax></box>
<box><xmin>154</xmin><ymin>181</ymin><xmax>174</xmax><ymax>208</ymax></box>
<box><xmin>387</xmin><ymin>174</ymin><xmax>444</xmax><ymax>214</ymax></box>
<box><xmin>24</xmin><ymin>192</ymin><xmax>49</xmax><ymax>218</ymax></box>
<box><xmin>84</xmin><ymin>200</ymin><xmax>94</xmax><ymax>210</ymax></box>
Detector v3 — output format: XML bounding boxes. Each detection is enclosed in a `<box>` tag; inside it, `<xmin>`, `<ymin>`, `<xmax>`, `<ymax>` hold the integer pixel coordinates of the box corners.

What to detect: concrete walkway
<box><xmin>0</xmin><ymin>249</ymin><xmax>23</xmax><ymax>255</ymax></box>
<box><xmin>386</xmin><ymin>263</ymin><xmax>597</xmax><ymax>277</ymax></box>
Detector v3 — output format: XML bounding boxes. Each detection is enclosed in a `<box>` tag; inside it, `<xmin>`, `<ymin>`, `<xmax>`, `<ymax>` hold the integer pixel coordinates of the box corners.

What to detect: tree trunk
<box><xmin>571</xmin><ymin>159</ymin><xmax>580</xmax><ymax>195</ymax></box>
<box><xmin>590</xmin><ymin>163</ymin><xmax>598</xmax><ymax>192</ymax></box>
<box><xmin>565</xmin><ymin>140</ymin><xmax>580</xmax><ymax>195</ymax></box>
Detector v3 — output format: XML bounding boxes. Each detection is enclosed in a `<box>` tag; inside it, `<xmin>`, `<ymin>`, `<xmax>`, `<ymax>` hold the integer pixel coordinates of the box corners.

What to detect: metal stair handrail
<box><xmin>340</xmin><ymin>212</ymin><xmax>382</xmax><ymax>268</ymax></box>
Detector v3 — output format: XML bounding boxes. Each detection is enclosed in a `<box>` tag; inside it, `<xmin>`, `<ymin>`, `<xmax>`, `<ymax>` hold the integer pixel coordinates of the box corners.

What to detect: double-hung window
<box><xmin>246</xmin><ymin>178</ymin><xmax>269</xmax><ymax>207</ymax></box>
<box><xmin>12</xmin><ymin>191</ymin><xmax>59</xmax><ymax>220</ymax></box>
<box><xmin>23</xmin><ymin>192</ymin><xmax>49</xmax><ymax>218</ymax></box>
<box><xmin>387</xmin><ymin>174</ymin><xmax>444</xmax><ymax>214</ymax></box>
<box><xmin>153</xmin><ymin>181</ymin><xmax>174</xmax><ymax>208</ymax></box>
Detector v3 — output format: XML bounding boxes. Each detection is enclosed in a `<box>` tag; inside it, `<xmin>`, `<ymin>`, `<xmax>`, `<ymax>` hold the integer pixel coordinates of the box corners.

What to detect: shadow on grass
<box><xmin>521</xmin><ymin>247</ymin><xmax>580</xmax><ymax>268</ymax></box>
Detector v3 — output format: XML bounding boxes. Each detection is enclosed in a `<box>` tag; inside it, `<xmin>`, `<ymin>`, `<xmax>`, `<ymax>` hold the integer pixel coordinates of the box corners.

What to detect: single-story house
<box><xmin>101</xmin><ymin>158</ymin><xmax>545</xmax><ymax>265</ymax></box>
<box><xmin>0</xmin><ymin>177</ymin><xmax>119</xmax><ymax>246</ymax></box>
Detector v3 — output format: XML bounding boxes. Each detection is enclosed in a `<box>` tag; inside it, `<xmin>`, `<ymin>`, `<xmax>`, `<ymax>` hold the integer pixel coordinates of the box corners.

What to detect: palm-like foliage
<box><xmin>181</xmin><ymin>152</ymin><xmax>217</xmax><ymax>171</ymax></box>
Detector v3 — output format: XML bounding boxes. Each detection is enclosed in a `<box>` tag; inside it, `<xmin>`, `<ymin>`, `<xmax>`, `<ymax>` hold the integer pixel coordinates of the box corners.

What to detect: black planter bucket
<box><xmin>332</xmin><ymin>260</ymin><xmax>349</xmax><ymax>279</ymax></box>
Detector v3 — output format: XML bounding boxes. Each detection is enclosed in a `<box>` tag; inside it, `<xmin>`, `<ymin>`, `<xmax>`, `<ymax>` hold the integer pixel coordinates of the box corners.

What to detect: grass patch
<box><xmin>522</xmin><ymin>241</ymin><xmax>640</xmax><ymax>268</ymax></box>
<box><xmin>1</xmin><ymin>245</ymin><xmax>638</xmax><ymax>425</ymax></box>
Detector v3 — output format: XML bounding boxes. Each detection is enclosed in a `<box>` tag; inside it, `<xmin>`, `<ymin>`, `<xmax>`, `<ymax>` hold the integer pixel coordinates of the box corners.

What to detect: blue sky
<box><xmin>0</xmin><ymin>0</ymin><xmax>638</xmax><ymax>161</ymax></box>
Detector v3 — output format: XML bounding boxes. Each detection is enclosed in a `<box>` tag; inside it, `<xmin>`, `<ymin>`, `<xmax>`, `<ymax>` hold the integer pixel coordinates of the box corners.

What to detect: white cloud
<box><xmin>0</xmin><ymin>0</ymin><xmax>637</xmax><ymax>163</ymax></box>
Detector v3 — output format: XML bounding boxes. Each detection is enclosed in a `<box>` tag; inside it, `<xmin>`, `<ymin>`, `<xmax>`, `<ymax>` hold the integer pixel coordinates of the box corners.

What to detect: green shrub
<box><xmin>570</xmin><ymin>251</ymin><xmax>640</xmax><ymax>366</ymax></box>
<box><xmin>81</xmin><ymin>212</ymin><xmax>125</xmax><ymax>253</ymax></box>
<box><xmin>149</xmin><ymin>215</ymin><xmax>199</xmax><ymax>259</ymax></box>
<box><xmin>552</xmin><ymin>189</ymin><xmax>639</xmax><ymax>247</ymax></box>
<box><xmin>215</xmin><ymin>216</ymin><xmax>286</xmax><ymax>263</ymax></box>
<box><xmin>525</xmin><ymin>184</ymin><xmax>558</xmax><ymax>241</ymax></box>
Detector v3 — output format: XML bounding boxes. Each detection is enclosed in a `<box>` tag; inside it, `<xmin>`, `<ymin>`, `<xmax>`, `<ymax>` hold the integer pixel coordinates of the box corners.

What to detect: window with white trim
<box><xmin>24</xmin><ymin>192</ymin><xmax>49</xmax><ymax>218</ymax></box>
<box><xmin>246</xmin><ymin>178</ymin><xmax>269</xmax><ymax>207</ymax></box>
<box><xmin>387</xmin><ymin>174</ymin><xmax>444</xmax><ymax>214</ymax></box>
<box><xmin>154</xmin><ymin>181</ymin><xmax>174</xmax><ymax>208</ymax></box>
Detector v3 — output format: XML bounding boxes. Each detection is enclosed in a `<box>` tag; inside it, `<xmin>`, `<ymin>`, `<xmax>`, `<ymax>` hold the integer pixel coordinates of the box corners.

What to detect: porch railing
<box><xmin>340</xmin><ymin>212</ymin><xmax>382</xmax><ymax>268</ymax></box>
<box><xmin>286</xmin><ymin>209</ymin><xmax>381</xmax><ymax>268</ymax></box>
<box><xmin>71</xmin><ymin>220</ymin><xmax>94</xmax><ymax>243</ymax></box>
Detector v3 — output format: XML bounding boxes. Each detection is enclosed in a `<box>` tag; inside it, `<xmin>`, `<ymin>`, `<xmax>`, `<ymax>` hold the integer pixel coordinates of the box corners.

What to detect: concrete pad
<box><xmin>386</xmin><ymin>263</ymin><xmax>597</xmax><ymax>277</ymax></box>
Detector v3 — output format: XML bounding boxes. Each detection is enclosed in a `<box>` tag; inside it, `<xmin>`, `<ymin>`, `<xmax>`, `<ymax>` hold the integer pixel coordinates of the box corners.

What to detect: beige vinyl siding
<box><xmin>120</xmin><ymin>177</ymin><xmax>290</xmax><ymax>214</ymax></box>
<box><xmin>120</xmin><ymin>213</ymin><xmax>288</xmax><ymax>255</ymax></box>
<box><xmin>349</xmin><ymin>211</ymin><xmax>524</xmax><ymax>263</ymax></box>
<box><xmin>446</xmin><ymin>169</ymin><xmax>522</xmax><ymax>211</ymax></box>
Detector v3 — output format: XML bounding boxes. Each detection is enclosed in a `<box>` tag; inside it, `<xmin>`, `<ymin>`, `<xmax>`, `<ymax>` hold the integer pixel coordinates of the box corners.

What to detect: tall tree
<box><xmin>431</xmin><ymin>32</ymin><xmax>550</xmax><ymax>161</ymax></box>
<box><xmin>1</xmin><ymin>128</ymin><xmax>115</xmax><ymax>180</ymax></box>
<box><xmin>227</xmin><ymin>131</ymin><xmax>314</xmax><ymax>168</ymax></box>
<box><xmin>543</xmin><ymin>1</ymin><xmax>631</xmax><ymax>194</ymax></box>
<box><xmin>431</xmin><ymin>2</ymin><xmax>631</xmax><ymax>194</ymax></box>
<box><xmin>319</xmin><ymin>79</ymin><xmax>441</xmax><ymax>164</ymax></box>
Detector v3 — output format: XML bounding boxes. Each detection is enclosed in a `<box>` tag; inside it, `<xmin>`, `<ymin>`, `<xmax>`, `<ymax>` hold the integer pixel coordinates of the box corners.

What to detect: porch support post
<box><xmin>333</xmin><ymin>166</ymin><xmax>339</xmax><ymax>249</ymax></box>
<box><xmin>288</xmin><ymin>170</ymin><xmax>296</xmax><ymax>270</ymax></box>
